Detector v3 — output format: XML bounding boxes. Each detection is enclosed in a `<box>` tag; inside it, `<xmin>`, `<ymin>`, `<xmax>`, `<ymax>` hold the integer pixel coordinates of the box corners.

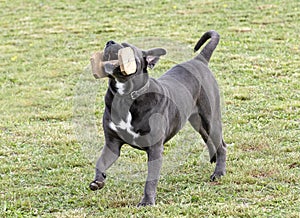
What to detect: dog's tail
<box><xmin>194</xmin><ymin>30</ymin><xmax>220</xmax><ymax>63</ymax></box>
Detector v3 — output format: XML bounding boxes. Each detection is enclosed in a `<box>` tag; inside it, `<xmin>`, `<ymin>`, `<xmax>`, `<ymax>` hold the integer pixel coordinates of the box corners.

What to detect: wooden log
<box><xmin>118</xmin><ymin>47</ymin><xmax>137</xmax><ymax>75</ymax></box>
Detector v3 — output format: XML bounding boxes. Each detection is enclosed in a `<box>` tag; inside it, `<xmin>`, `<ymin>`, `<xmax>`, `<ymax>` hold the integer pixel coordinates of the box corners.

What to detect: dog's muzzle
<box><xmin>90</xmin><ymin>47</ymin><xmax>137</xmax><ymax>78</ymax></box>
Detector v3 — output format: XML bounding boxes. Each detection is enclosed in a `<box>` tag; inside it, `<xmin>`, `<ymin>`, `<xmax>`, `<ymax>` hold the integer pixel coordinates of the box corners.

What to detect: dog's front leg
<box><xmin>138</xmin><ymin>142</ymin><xmax>163</xmax><ymax>207</ymax></box>
<box><xmin>90</xmin><ymin>141</ymin><xmax>122</xmax><ymax>191</ymax></box>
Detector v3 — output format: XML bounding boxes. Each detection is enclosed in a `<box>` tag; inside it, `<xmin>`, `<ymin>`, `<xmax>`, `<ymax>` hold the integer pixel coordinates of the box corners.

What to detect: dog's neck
<box><xmin>109</xmin><ymin>71</ymin><xmax>149</xmax><ymax>99</ymax></box>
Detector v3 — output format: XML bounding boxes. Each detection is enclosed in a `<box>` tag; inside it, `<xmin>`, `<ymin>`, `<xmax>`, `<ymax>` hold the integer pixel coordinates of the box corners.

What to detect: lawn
<box><xmin>0</xmin><ymin>0</ymin><xmax>299</xmax><ymax>217</ymax></box>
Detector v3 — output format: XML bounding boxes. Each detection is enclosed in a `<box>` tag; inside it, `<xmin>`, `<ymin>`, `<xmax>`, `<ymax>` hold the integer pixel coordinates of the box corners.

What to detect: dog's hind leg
<box><xmin>188</xmin><ymin>113</ymin><xmax>226</xmax><ymax>181</ymax></box>
<box><xmin>188</xmin><ymin>113</ymin><xmax>216</xmax><ymax>162</ymax></box>
<box><xmin>210</xmin><ymin>139</ymin><xmax>226</xmax><ymax>181</ymax></box>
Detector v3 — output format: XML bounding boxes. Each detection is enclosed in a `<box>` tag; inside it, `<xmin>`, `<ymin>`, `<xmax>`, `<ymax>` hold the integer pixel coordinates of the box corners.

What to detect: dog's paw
<box><xmin>210</xmin><ymin>171</ymin><xmax>225</xmax><ymax>182</ymax></box>
<box><xmin>89</xmin><ymin>180</ymin><xmax>105</xmax><ymax>191</ymax></box>
<box><xmin>137</xmin><ymin>197</ymin><xmax>155</xmax><ymax>207</ymax></box>
<box><xmin>137</xmin><ymin>201</ymin><xmax>155</xmax><ymax>207</ymax></box>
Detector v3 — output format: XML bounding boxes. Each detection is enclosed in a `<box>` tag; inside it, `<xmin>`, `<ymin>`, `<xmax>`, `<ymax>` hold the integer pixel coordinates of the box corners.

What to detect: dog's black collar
<box><xmin>130</xmin><ymin>81</ymin><xmax>149</xmax><ymax>99</ymax></box>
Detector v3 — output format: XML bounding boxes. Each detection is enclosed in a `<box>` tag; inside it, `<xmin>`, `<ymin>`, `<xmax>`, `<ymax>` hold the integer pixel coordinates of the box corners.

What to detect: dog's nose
<box><xmin>106</xmin><ymin>40</ymin><xmax>116</xmax><ymax>47</ymax></box>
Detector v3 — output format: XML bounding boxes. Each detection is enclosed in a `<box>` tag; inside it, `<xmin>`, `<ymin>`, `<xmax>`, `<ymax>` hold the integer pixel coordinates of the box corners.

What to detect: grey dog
<box><xmin>89</xmin><ymin>30</ymin><xmax>227</xmax><ymax>206</ymax></box>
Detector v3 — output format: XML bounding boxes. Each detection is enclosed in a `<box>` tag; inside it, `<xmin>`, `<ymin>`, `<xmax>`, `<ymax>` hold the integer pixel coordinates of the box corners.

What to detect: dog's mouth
<box><xmin>104</xmin><ymin>58</ymin><xmax>136</xmax><ymax>81</ymax></box>
<box><xmin>109</xmin><ymin>64</ymin><xmax>130</xmax><ymax>79</ymax></box>
<box><xmin>91</xmin><ymin>44</ymin><xmax>137</xmax><ymax>79</ymax></box>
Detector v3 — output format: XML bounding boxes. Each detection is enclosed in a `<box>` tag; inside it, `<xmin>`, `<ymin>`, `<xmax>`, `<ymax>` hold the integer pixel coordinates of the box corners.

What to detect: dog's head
<box><xmin>91</xmin><ymin>41</ymin><xmax>166</xmax><ymax>82</ymax></box>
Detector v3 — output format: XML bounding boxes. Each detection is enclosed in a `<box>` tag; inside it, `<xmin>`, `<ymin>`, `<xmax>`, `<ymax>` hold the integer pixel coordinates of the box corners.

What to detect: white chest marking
<box><xmin>109</xmin><ymin>122</ymin><xmax>117</xmax><ymax>131</ymax></box>
<box><xmin>115</xmin><ymin>81</ymin><xmax>125</xmax><ymax>95</ymax></box>
<box><xmin>109</xmin><ymin>112</ymin><xmax>140</xmax><ymax>138</ymax></box>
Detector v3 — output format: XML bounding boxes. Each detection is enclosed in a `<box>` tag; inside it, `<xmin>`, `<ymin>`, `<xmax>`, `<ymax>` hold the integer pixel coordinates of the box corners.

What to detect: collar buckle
<box><xmin>130</xmin><ymin>81</ymin><xmax>149</xmax><ymax>100</ymax></box>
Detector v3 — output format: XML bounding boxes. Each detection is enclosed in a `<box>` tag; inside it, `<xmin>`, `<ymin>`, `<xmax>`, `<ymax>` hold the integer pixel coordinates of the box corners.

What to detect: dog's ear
<box><xmin>143</xmin><ymin>48</ymin><xmax>166</xmax><ymax>69</ymax></box>
<box><xmin>121</xmin><ymin>42</ymin><xmax>132</xmax><ymax>48</ymax></box>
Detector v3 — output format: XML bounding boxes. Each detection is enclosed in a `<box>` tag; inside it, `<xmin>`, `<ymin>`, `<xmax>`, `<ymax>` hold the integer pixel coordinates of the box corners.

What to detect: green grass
<box><xmin>1</xmin><ymin>0</ymin><xmax>299</xmax><ymax>217</ymax></box>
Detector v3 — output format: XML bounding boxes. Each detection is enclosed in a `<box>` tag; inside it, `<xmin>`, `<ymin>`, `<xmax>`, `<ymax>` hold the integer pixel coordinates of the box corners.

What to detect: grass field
<box><xmin>1</xmin><ymin>0</ymin><xmax>299</xmax><ymax>217</ymax></box>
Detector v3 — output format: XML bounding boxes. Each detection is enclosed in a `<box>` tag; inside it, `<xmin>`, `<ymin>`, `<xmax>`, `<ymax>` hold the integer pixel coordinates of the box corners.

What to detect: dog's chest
<box><xmin>106</xmin><ymin>89</ymin><xmax>172</xmax><ymax>148</ymax></box>
<box><xmin>109</xmin><ymin>111</ymin><xmax>140</xmax><ymax>139</ymax></box>
<box><xmin>107</xmin><ymin>94</ymin><xmax>143</xmax><ymax>145</ymax></box>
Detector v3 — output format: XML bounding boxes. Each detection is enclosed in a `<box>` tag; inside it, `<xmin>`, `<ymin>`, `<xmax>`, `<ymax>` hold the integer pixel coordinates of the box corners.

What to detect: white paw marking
<box><xmin>109</xmin><ymin>112</ymin><xmax>140</xmax><ymax>138</ymax></box>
